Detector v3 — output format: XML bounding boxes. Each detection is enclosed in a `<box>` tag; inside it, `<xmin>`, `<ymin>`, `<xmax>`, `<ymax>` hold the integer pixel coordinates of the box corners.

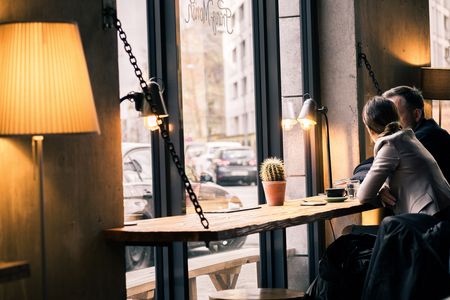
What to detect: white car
<box><xmin>121</xmin><ymin>142</ymin><xmax>247</xmax><ymax>271</ymax></box>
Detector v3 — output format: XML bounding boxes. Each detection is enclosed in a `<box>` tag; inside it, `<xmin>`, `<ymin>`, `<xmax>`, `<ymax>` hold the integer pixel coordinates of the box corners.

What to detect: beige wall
<box><xmin>0</xmin><ymin>1</ymin><xmax>125</xmax><ymax>299</ymax></box>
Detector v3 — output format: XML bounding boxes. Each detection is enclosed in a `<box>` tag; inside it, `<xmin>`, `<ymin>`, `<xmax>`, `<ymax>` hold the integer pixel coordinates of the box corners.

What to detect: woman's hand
<box><xmin>378</xmin><ymin>186</ymin><xmax>397</xmax><ymax>207</ymax></box>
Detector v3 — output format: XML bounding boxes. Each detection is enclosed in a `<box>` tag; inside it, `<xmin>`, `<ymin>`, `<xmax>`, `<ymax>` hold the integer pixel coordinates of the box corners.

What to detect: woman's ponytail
<box><xmin>379</xmin><ymin>121</ymin><xmax>402</xmax><ymax>137</ymax></box>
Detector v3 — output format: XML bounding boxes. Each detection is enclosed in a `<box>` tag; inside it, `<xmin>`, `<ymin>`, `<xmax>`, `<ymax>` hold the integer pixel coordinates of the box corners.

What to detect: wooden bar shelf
<box><xmin>0</xmin><ymin>261</ymin><xmax>30</xmax><ymax>283</ymax></box>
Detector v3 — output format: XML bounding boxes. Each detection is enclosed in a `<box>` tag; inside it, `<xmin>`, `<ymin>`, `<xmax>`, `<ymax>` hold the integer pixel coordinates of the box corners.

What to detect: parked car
<box><xmin>207</xmin><ymin>146</ymin><xmax>258</xmax><ymax>185</ymax></box>
<box><xmin>121</xmin><ymin>143</ymin><xmax>247</xmax><ymax>271</ymax></box>
<box><xmin>193</xmin><ymin>141</ymin><xmax>242</xmax><ymax>177</ymax></box>
<box><xmin>122</xmin><ymin>143</ymin><xmax>153</xmax><ymax>219</ymax></box>
<box><xmin>185</xmin><ymin>141</ymin><xmax>206</xmax><ymax>173</ymax></box>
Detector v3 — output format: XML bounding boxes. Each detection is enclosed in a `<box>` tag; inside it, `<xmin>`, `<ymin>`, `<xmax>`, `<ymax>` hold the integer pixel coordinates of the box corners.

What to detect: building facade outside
<box><xmin>429</xmin><ymin>0</ymin><xmax>450</xmax><ymax>130</ymax></box>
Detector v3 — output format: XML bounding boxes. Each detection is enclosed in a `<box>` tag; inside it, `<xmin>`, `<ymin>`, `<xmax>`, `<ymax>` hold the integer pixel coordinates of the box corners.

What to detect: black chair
<box><xmin>362</xmin><ymin>213</ymin><xmax>450</xmax><ymax>300</ymax></box>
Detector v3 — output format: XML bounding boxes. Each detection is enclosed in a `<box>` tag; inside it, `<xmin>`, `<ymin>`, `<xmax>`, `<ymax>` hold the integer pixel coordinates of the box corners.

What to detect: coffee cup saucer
<box><xmin>324</xmin><ymin>196</ymin><xmax>348</xmax><ymax>203</ymax></box>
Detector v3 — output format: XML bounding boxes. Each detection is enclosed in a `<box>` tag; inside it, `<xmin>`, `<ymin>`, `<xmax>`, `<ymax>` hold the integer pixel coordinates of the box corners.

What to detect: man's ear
<box><xmin>414</xmin><ymin>108</ymin><xmax>423</xmax><ymax>122</ymax></box>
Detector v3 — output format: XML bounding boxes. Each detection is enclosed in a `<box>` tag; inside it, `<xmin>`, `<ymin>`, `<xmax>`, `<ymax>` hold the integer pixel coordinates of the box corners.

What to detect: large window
<box><xmin>116</xmin><ymin>0</ymin><xmax>312</xmax><ymax>297</ymax></box>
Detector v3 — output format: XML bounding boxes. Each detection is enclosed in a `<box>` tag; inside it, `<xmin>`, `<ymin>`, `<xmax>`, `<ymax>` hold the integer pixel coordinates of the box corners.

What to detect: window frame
<box><xmin>252</xmin><ymin>0</ymin><xmax>287</xmax><ymax>288</ymax></box>
<box><xmin>300</xmin><ymin>0</ymin><xmax>326</xmax><ymax>282</ymax></box>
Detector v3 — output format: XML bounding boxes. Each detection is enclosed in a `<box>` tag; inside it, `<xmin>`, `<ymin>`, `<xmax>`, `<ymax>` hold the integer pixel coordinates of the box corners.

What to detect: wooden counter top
<box><xmin>104</xmin><ymin>197</ymin><xmax>374</xmax><ymax>245</ymax></box>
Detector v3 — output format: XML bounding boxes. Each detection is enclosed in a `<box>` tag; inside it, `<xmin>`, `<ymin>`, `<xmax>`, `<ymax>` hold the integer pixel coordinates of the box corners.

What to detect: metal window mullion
<box><xmin>252</xmin><ymin>0</ymin><xmax>287</xmax><ymax>288</ymax></box>
<box><xmin>300</xmin><ymin>0</ymin><xmax>326</xmax><ymax>283</ymax></box>
<box><xmin>147</xmin><ymin>1</ymin><xmax>189</xmax><ymax>300</ymax></box>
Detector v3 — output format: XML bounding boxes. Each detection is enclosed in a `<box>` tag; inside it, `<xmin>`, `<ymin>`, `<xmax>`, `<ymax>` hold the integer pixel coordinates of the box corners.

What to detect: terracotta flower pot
<box><xmin>262</xmin><ymin>181</ymin><xmax>286</xmax><ymax>206</ymax></box>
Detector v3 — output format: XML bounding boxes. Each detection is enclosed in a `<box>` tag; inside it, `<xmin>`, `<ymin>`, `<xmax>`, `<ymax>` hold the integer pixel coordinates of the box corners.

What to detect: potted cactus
<box><xmin>260</xmin><ymin>157</ymin><xmax>287</xmax><ymax>206</ymax></box>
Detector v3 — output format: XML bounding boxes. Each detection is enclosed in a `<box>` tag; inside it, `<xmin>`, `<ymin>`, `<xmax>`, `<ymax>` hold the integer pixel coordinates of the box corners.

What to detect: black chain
<box><xmin>108</xmin><ymin>9</ymin><xmax>209</xmax><ymax>229</ymax></box>
<box><xmin>358</xmin><ymin>43</ymin><xmax>382</xmax><ymax>96</ymax></box>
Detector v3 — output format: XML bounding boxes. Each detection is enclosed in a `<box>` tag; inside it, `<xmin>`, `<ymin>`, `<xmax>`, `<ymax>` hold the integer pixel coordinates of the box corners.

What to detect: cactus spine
<box><xmin>260</xmin><ymin>157</ymin><xmax>286</xmax><ymax>181</ymax></box>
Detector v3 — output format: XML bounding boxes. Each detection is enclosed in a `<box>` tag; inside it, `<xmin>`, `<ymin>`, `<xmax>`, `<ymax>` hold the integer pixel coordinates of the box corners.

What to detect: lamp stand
<box><xmin>438</xmin><ymin>101</ymin><xmax>442</xmax><ymax>126</ymax></box>
<box><xmin>318</xmin><ymin>108</ymin><xmax>333</xmax><ymax>188</ymax></box>
<box><xmin>33</xmin><ymin>136</ymin><xmax>47</xmax><ymax>300</ymax></box>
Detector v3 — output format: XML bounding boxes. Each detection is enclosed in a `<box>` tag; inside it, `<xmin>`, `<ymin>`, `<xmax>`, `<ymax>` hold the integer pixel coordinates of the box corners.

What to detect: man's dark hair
<box><xmin>382</xmin><ymin>86</ymin><xmax>424</xmax><ymax>111</ymax></box>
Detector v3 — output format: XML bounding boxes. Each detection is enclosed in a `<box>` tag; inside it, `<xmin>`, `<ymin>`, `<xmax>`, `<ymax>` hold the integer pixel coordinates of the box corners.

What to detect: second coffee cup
<box><xmin>325</xmin><ymin>187</ymin><xmax>347</xmax><ymax>198</ymax></box>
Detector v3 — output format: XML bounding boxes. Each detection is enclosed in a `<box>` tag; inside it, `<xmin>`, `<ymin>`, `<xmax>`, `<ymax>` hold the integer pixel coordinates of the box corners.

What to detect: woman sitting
<box><xmin>358</xmin><ymin>96</ymin><xmax>450</xmax><ymax>216</ymax></box>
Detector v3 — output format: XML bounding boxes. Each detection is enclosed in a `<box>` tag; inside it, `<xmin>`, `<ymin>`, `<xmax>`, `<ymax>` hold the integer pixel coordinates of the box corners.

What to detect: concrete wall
<box><xmin>0</xmin><ymin>1</ymin><xmax>125</xmax><ymax>299</ymax></box>
<box><xmin>318</xmin><ymin>0</ymin><xmax>359</xmax><ymax>184</ymax></box>
<box><xmin>317</xmin><ymin>0</ymin><xmax>361</xmax><ymax>241</ymax></box>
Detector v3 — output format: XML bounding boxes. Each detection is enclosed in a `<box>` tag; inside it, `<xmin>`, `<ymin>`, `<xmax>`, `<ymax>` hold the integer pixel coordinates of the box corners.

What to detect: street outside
<box><xmin>226</xmin><ymin>185</ymin><xmax>260</xmax><ymax>247</ymax></box>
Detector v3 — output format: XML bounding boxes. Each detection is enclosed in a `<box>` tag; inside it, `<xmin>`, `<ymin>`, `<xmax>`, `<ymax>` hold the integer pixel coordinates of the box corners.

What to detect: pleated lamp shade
<box><xmin>0</xmin><ymin>22</ymin><xmax>100</xmax><ymax>136</ymax></box>
<box><xmin>421</xmin><ymin>67</ymin><xmax>450</xmax><ymax>100</ymax></box>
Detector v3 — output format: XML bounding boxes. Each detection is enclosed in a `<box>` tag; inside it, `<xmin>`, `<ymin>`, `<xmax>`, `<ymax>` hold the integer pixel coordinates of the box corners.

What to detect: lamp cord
<box><xmin>358</xmin><ymin>43</ymin><xmax>382</xmax><ymax>96</ymax></box>
<box><xmin>105</xmin><ymin>8</ymin><xmax>209</xmax><ymax>229</ymax></box>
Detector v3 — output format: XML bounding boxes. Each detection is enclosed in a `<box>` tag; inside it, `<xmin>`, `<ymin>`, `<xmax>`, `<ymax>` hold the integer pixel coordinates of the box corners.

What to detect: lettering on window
<box><xmin>184</xmin><ymin>0</ymin><xmax>234</xmax><ymax>35</ymax></box>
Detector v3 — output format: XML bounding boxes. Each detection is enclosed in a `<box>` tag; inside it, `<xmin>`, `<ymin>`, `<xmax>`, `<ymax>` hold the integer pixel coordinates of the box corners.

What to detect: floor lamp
<box><xmin>421</xmin><ymin>67</ymin><xmax>450</xmax><ymax>126</ymax></box>
<box><xmin>297</xmin><ymin>96</ymin><xmax>333</xmax><ymax>189</ymax></box>
<box><xmin>0</xmin><ymin>22</ymin><xmax>100</xmax><ymax>299</ymax></box>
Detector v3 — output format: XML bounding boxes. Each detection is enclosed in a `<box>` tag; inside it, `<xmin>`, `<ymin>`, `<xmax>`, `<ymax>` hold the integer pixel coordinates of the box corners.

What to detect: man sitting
<box><xmin>383</xmin><ymin>86</ymin><xmax>450</xmax><ymax>183</ymax></box>
<box><xmin>352</xmin><ymin>86</ymin><xmax>450</xmax><ymax>207</ymax></box>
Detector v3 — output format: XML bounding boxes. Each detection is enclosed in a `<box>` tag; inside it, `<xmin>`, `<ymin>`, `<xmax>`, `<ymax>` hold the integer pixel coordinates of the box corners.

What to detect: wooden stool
<box><xmin>209</xmin><ymin>288</ymin><xmax>305</xmax><ymax>300</ymax></box>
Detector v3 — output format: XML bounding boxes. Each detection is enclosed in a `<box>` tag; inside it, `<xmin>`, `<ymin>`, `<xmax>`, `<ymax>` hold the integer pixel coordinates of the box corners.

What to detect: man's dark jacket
<box><xmin>414</xmin><ymin>118</ymin><xmax>450</xmax><ymax>183</ymax></box>
<box><xmin>352</xmin><ymin>118</ymin><xmax>450</xmax><ymax>183</ymax></box>
<box><xmin>362</xmin><ymin>214</ymin><xmax>450</xmax><ymax>300</ymax></box>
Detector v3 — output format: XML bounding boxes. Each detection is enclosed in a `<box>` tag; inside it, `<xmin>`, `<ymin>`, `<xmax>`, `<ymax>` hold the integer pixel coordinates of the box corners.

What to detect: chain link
<box><xmin>111</xmin><ymin>11</ymin><xmax>209</xmax><ymax>229</ymax></box>
<box><xmin>358</xmin><ymin>44</ymin><xmax>382</xmax><ymax>96</ymax></box>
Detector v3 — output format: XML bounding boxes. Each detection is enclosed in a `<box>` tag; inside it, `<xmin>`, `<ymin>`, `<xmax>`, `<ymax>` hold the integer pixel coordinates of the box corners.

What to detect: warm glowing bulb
<box><xmin>281</xmin><ymin>119</ymin><xmax>298</xmax><ymax>131</ymax></box>
<box><xmin>144</xmin><ymin>115</ymin><xmax>160</xmax><ymax>131</ymax></box>
<box><xmin>32</xmin><ymin>135</ymin><xmax>44</xmax><ymax>141</ymax></box>
<box><xmin>298</xmin><ymin>118</ymin><xmax>316</xmax><ymax>130</ymax></box>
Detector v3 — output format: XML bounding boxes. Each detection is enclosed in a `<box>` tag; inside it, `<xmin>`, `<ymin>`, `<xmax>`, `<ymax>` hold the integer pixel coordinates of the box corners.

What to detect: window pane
<box><xmin>117</xmin><ymin>0</ymin><xmax>155</xmax><ymax>274</ymax></box>
<box><xmin>179</xmin><ymin>0</ymin><xmax>258</xmax><ymax>298</ymax></box>
<box><xmin>242</xmin><ymin>77</ymin><xmax>247</xmax><ymax>96</ymax></box>
<box><xmin>429</xmin><ymin>0</ymin><xmax>450</xmax><ymax>131</ymax></box>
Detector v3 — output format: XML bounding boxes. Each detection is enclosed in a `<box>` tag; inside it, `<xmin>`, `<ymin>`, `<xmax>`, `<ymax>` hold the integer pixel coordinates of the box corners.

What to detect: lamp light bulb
<box><xmin>144</xmin><ymin>115</ymin><xmax>160</xmax><ymax>131</ymax></box>
<box><xmin>281</xmin><ymin>119</ymin><xmax>298</xmax><ymax>131</ymax></box>
<box><xmin>298</xmin><ymin>118</ymin><xmax>316</xmax><ymax>130</ymax></box>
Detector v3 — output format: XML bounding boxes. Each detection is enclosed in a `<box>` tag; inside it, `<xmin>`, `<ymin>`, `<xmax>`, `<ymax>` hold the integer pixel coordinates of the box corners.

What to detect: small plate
<box><xmin>325</xmin><ymin>196</ymin><xmax>348</xmax><ymax>203</ymax></box>
<box><xmin>301</xmin><ymin>200</ymin><xmax>327</xmax><ymax>206</ymax></box>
